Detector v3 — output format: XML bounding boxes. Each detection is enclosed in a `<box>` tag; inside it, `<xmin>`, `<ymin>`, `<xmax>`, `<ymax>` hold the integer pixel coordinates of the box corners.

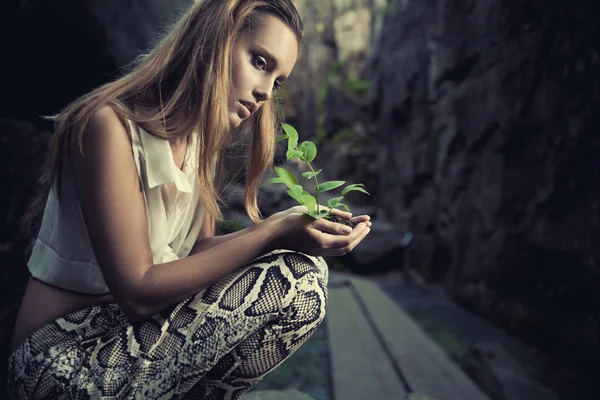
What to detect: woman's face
<box><xmin>228</xmin><ymin>14</ymin><xmax>298</xmax><ymax>129</ymax></box>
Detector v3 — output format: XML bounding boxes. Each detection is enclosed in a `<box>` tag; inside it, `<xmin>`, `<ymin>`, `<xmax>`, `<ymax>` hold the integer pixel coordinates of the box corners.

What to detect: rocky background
<box><xmin>1</xmin><ymin>0</ymin><xmax>599</xmax><ymax>397</ymax></box>
<box><xmin>368</xmin><ymin>0</ymin><xmax>600</xmax><ymax>386</ymax></box>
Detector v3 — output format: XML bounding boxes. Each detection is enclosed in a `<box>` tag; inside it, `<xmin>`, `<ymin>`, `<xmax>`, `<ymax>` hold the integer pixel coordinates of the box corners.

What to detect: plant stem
<box><xmin>305</xmin><ymin>158</ymin><xmax>321</xmax><ymax>214</ymax></box>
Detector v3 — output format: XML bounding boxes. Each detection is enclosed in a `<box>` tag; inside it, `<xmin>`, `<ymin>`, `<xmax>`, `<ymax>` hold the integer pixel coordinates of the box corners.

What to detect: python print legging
<box><xmin>7</xmin><ymin>250</ymin><xmax>328</xmax><ymax>399</ymax></box>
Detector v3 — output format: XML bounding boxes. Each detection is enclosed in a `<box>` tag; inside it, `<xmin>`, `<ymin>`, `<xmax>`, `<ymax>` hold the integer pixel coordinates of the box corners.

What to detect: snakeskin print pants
<box><xmin>7</xmin><ymin>250</ymin><xmax>328</xmax><ymax>399</ymax></box>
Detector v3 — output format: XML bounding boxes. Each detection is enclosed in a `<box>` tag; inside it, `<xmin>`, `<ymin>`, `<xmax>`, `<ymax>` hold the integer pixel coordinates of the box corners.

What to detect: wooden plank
<box><xmin>327</xmin><ymin>285</ymin><xmax>408</xmax><ymax>400</ymax></box>
<box><xmin>245</xmin><ymin>389</ymin><xmax>316</xmax><ymax>400</ymax></box>
<box><xmin>327</xmin><ymin>271</ymin><xmax>349</xmax><ymax>286</ymax></box>
<box><xmin>350</xmin><ymin>278</ymin><xmax>492</xmax><ymax>400</ymax></box>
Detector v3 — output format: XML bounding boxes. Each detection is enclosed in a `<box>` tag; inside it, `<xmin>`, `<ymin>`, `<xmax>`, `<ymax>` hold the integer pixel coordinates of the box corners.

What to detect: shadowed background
<box><xmin>1</xmin><ymin>0</ymin><xmax>599</xmax><ymax>398</ymax></box>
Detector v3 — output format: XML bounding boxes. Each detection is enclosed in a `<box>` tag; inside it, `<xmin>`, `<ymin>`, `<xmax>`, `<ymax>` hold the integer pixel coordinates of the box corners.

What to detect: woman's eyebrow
<box><xmin>255</xmin><ymin>45</ymin><xmax>278</xmax><ymax>68</ymax></box>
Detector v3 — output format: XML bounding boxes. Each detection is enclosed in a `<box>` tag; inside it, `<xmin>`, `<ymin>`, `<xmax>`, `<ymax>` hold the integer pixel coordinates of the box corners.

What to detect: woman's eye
<box><xmin>273</xmin><ymin>80</ymin><xmax>281</xmax><ymax>91</ymax></box>
<box><xmin>252</xmin><ymin>55</ymin><xmax>267</xmax><ymax>70</ymax></box>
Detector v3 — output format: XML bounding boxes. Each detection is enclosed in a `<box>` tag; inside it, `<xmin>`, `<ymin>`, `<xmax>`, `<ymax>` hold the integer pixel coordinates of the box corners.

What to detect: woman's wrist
<box><xmin>261</xmin><ymin>216</ymin><xmax>286</xmax><ymax>253</ymax></box>
<box><xmin>190</xmin><ymin>221</ymin><xmax>259</xmax><ymax>255</ymax></box>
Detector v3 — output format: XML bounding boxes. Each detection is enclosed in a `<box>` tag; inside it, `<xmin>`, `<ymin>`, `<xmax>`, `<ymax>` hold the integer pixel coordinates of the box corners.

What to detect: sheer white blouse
<box><xmin>27</xmin><ymin>107</ymin><xmax>208</xmax><ymax>294</ymax></box>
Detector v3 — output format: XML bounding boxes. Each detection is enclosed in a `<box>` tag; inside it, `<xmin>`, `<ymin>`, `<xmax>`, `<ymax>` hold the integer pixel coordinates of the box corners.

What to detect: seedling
<box><xmin>265</xmin><ymin>123</ymin><xmax>369</xmax><ymax>226</ymax></box>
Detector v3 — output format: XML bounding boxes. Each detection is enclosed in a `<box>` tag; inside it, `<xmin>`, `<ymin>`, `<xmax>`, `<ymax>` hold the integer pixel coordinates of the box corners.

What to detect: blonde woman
<box><xmin>8</xmin><ymin>0</ymin><xmax>372</xmax><ymax>398</ymax></box>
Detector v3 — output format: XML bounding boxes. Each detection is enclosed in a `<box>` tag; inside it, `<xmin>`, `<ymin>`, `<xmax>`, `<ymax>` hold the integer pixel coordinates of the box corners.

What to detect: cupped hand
<box><xmin>272</xmin><ymin>212</ymin><xmax>372</xmax><ymax>257</ymax></box>
<box><xmin>266</xmin><ymin>205</ymin><xmax>372</xmax><ymax>228</ymax></box>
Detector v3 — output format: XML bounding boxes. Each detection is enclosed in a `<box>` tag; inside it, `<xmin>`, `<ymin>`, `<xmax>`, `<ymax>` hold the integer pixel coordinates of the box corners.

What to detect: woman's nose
<box><xmin>253</xmin><ymin>86</ymin><xmax>272</xmax><ymax>102</ymax></box>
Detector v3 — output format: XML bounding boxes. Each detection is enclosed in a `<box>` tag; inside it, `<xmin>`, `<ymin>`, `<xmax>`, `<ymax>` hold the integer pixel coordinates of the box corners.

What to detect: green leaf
<box><xmin>274</xmin><ymin>166</ymin><xmax>298</xmax><ymax>187</ymax></box>
<box><xmin>218</xmin><ymin>219</ymin><xmax>246</xmax><ymax>232</ymax></box>
<box><xmin>298</xmin><ymin>141</ymin><xmax>317</xmax><ymax>163</ymax></box>
<box><xmin>337</xmin><ymin>203</ymin><xmax>351</xmax><ymax>212</ymax></box>
<box><xmin>289</xmin><ymin>137</ymin><xmax>298</xmax><ymax>152</ymax></box>
<box><xmin>276</xmin><ymin>134</ymin><xmax>289</xmax><ymax>144</ymax></box>
<box><xmin>300</xmin><ymin>194</ymin><xmax>317</xmax><ymax>212</ymax></box>
<box><xmin>327</xmin><ymin>196</ymin><xmax>344</xmax><ymax>208</ymax></box>
<box><xmin>318</xmin><ymin>84</ymin><xmax>329</xmax><ymax>104</ymax></box>
<box><xmin>305</xmin><ymin>210</ymin><xmax>319</xmax><ymax>219</ymax></box>
<box><xmin>282</xmin><ymin>123</ymin><xmax>299</xmax><ymax>151</ymax></box>
<box><xmin>264</xmin><ymin>177</ymin><xmax>286</xmax><ymax>185</ymax></box>
<box><xmin>344</xmin><ymin>187</ymin><xmax>370</xmax><ymax>196</ymax></box>
<box><xmin>345</xmin><ymin>78</ymin><xmax>370</xmax><ymax>96</ymax></box>
<box><xmin>286</xmin><ymin>184</ymin><xmax>304</xmax><ymax>203</ymax></box>
<box><xmin>316</xmin><ymin>180</ymin><xmax>345</xmax><ymax>192</ymax></box>
<box><xmin>341</xmin><ymin>183</ymin><xmax>369</xmax><ymax>196</ymax></box>
<box><xmin>305</xmin><ymin>210</ymin><xmax>329</xmax><ymax>219</ymax></box>
<box><xmin>282</xmin><ymin>123</ymin><xmax>299</xmax><ymax>141</ymax></box>
<box><xmin>286</xmin><ymin>149</ymin><xmax>304</xmax><ymax>161</ymax></box>
<box><xmin>302</xmin><ymin>169</ymin><xmax>323</xmax><ymax>179</ymax></box>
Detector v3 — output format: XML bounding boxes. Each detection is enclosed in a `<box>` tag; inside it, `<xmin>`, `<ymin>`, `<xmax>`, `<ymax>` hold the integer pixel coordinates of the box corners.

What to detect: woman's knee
<box><xmin>194</xmin><ymin>250</ymin><xmax>328</xmax><ymax>320</ymax></box>
<box><xmin>275</xmin><ymin>251</ymin><xmax>328</xmax><ymax>325</ymax></box>
<box><xmin>245</xmin><ymin>250</ymin><xmax>328</xmax><ymax>321</ymax></box>
<box><xmin>273</xmin><ymin>251</ymin><xmax>327</xmax><ymax>286</ymax></box>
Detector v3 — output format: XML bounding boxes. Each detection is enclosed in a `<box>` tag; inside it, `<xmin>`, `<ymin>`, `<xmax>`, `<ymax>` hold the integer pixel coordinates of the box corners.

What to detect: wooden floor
<box><xmin>326</xmin><ymin>271</ymin><xmax>492</xmax><ymax>400</ymax></box>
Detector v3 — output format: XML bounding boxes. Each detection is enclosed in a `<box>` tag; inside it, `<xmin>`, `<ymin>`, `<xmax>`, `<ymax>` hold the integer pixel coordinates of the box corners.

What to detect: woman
<box><xmin>8</xmin><ymin>0</ymin><xmax>372</xmax><ymax>398</ymax></box>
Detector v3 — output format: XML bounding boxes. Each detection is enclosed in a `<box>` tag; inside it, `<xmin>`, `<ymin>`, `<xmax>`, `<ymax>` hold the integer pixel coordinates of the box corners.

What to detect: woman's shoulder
<box><xmin>88</xmin><ymin>104</ymin><xmax>131</xmax><ymax>138</ymax></box>
<box><xmin>68</xmin><ymin>104</ymin><xmax>134</xmax><ymax>170</ymax></box>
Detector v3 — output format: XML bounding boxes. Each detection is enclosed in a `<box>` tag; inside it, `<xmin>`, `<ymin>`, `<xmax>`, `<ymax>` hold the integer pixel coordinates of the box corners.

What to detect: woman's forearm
<box><xmin>133</xmin><ymin>218</ymin><xmax>280</xmax><ymax>321</ymax></box>
<box><xmin>189</xmin><ymin>212</ymin><xmax>288</xmax><ymax>255</ymax></box>
<box><xmin>189</xmin><ymin>222</ymin><xmax>261</xmax><ymax>255</ymax></box>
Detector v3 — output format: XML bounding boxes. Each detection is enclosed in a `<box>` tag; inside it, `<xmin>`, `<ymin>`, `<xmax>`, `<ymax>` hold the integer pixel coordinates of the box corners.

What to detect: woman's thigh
<box><xmin>7</xmin><ymin>249</ymin><xmax>328</xmax><ymax>399</ymax></box>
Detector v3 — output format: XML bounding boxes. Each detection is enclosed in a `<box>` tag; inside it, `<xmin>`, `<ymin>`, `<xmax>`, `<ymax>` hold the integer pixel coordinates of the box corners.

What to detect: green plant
<box><xmin>265</xmin><ymin>123</ymin><xmax>369</xmax><ymax>220</ymax></box>
<box><xmin>344</xmin><ymin>77</ymin><xmax>370</xmax><ymax>97</ymax></box>
<box><xmin>218</xmin><ymin>219</ymin><xmax>246</xmax><ymax>233</ymax></box>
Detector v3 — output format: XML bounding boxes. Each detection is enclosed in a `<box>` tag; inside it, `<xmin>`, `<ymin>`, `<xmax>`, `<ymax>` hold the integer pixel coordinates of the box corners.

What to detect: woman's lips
<box><xmin>239</xmin><ymin>102</ymin><xmax>251</xmax><ymax>118</ymax></box>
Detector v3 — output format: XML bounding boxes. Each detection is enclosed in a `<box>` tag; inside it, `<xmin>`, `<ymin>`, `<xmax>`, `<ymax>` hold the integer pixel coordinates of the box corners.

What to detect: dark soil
<box><xmin>325</xmin><ymin>215</ymin><xmax>355</xmax><ymax>229</ymax></box>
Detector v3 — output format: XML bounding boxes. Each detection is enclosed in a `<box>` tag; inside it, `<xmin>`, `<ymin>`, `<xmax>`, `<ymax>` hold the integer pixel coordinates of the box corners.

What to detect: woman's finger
<box><xmin>350</xmin><ymin>215</ymin><xmax>371</xmax><ymax>228</ymax></box>
<box><xmin>350</xmin><ymin>215</ymin><xmax>370</xmax><ymax>224</ymax></box>
<box><xmin>347</xmin><ymin>224</ymin><xmax>371</xmax><ymax>251</ymax></box>
<box><xmin>321</xmin><ymin>222</ymin><xmax>368</xmax><ymax>248</ymax></box>
<box><xmin>313</xmin><ymin>217</ymin><xmax>355</xmax><ymax>236</ymax></box>
<box><xmin>326</xmin><ymin>224</ymin><xmax>371</xmax><ymax>257</ymax></box>
<box><xmin>321</xmin><ymin>206</ymin><xmax>352</xmax><ymax>220</ymax></box>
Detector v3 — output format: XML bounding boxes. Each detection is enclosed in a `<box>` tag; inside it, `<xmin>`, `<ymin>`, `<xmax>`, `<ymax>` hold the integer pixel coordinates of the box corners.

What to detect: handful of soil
<box><xmin>326</xmin><ymin>215</ymin><xmax>356</xmax><ymax>229</ymax></box>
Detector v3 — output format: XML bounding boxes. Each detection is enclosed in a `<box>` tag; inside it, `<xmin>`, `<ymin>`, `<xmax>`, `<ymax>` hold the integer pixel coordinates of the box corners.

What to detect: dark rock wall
<box><xmin>1</xmin><ymin>0</ymin><xmax>192</xmax><ymax>122</ymax></box>
<box><xmin>371</xmin><ymin>0</ymin><xmax>600</xmax><ymax>371</ymax></box>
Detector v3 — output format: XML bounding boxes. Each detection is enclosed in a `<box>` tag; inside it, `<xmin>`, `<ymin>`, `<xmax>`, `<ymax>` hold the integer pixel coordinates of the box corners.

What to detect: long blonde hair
<box><xmin>18</xmin><ymin>0</ymin><xmax>303</xmax><ymax>257</ymax></box>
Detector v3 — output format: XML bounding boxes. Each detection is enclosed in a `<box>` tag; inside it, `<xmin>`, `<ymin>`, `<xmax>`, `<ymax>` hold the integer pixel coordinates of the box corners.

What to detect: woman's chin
<box><xmin>228</xmin><ymin>115</ymin><xmax>242</xmax><ymax>130</ymax></box>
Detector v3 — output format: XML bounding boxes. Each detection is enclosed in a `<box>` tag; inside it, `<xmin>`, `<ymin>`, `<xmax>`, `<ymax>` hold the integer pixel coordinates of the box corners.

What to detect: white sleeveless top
<box><xmin>27</xmin><ymin>109</ymin><xmax>209</xmax><ymax>294</ymax></box>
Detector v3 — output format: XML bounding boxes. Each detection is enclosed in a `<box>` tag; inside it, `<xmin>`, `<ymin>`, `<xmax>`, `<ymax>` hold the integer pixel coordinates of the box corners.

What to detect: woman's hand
<box><xmin>265</xmin><ymin>205</ymin><xmax>372</xmax><ymax>228</ymax></box>
<box><xmin>271</xmin><ymin>212</ymin><xmax>371</xmax><ymax>257</ymax></box>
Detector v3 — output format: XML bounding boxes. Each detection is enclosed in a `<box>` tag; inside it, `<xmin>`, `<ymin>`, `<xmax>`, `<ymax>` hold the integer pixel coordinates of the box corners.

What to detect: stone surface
<box><xmin>0</xmin><ymin>119</ymin><xmax>53</xmax><ymax>396</ymax></box>
<box><xmin>407</xmin><ymin>394</ymin><xmax>441</xmax><ymax>400</ymax></box>
<box><xmin>244</xmin><ymin>389</ymin><xmax>316</xmax><ymax>400</ymax></box>
<box><xmin>331</xmin><ymin>0</ymin><xmax>372</xmax><ymax>79</ymax></box>
<box><xmin>370</xmin><ymin>0</ymin><xmax>600</xmax><ymax>376</ymax></box>
<box><xmin>287</xmin><ymin>0</ymin><xmax>383</xmax><ymax>136</ymax></box>
<box><xmin>1</xmin><ymin>0</ymin><xmax>192</xmax><ymax>121</ymax></box>
<box><xmin>462</xmin><ymin>341</ymin><xmax>559</xmax><ymax>400</ymax></box>
<box><xmin>343</xmin><ymin>220</ymin><xmax>407</xmax><ymax>274</ymax></box>
<box><xmin>376</xmin><ymin>273</ymin><xmax>598</xmax><ymax>400</ymax></box>
<box><xmin>327</xmin><ymin>284</ymin><xmax>408</xmax><ymax>400</ymax></box>
<box><xmin>286</xmin><ymin>0</ymin><xmax>337</xmax><ymax>137</ymax></box>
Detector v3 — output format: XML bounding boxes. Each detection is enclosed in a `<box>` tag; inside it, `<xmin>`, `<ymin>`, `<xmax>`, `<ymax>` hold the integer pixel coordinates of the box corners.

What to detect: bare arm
<box><xmin>71</xmin><ymin>106</ymin><xmax>369</xmax><ymax>323</ymax></box>
<box><xmin>69</xmin><ymin>106</ymin><xmax>279</xmax><ymax>322</ymax></box>
<box><xmin>190</xmin><ymin>207</ymin><xmax>372</xmax><ymax>255</ymax></box>
<box><xmin>189</xmin><ymin>214</ymin><xmax>262</xmax><ymax>255</ymax></box>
